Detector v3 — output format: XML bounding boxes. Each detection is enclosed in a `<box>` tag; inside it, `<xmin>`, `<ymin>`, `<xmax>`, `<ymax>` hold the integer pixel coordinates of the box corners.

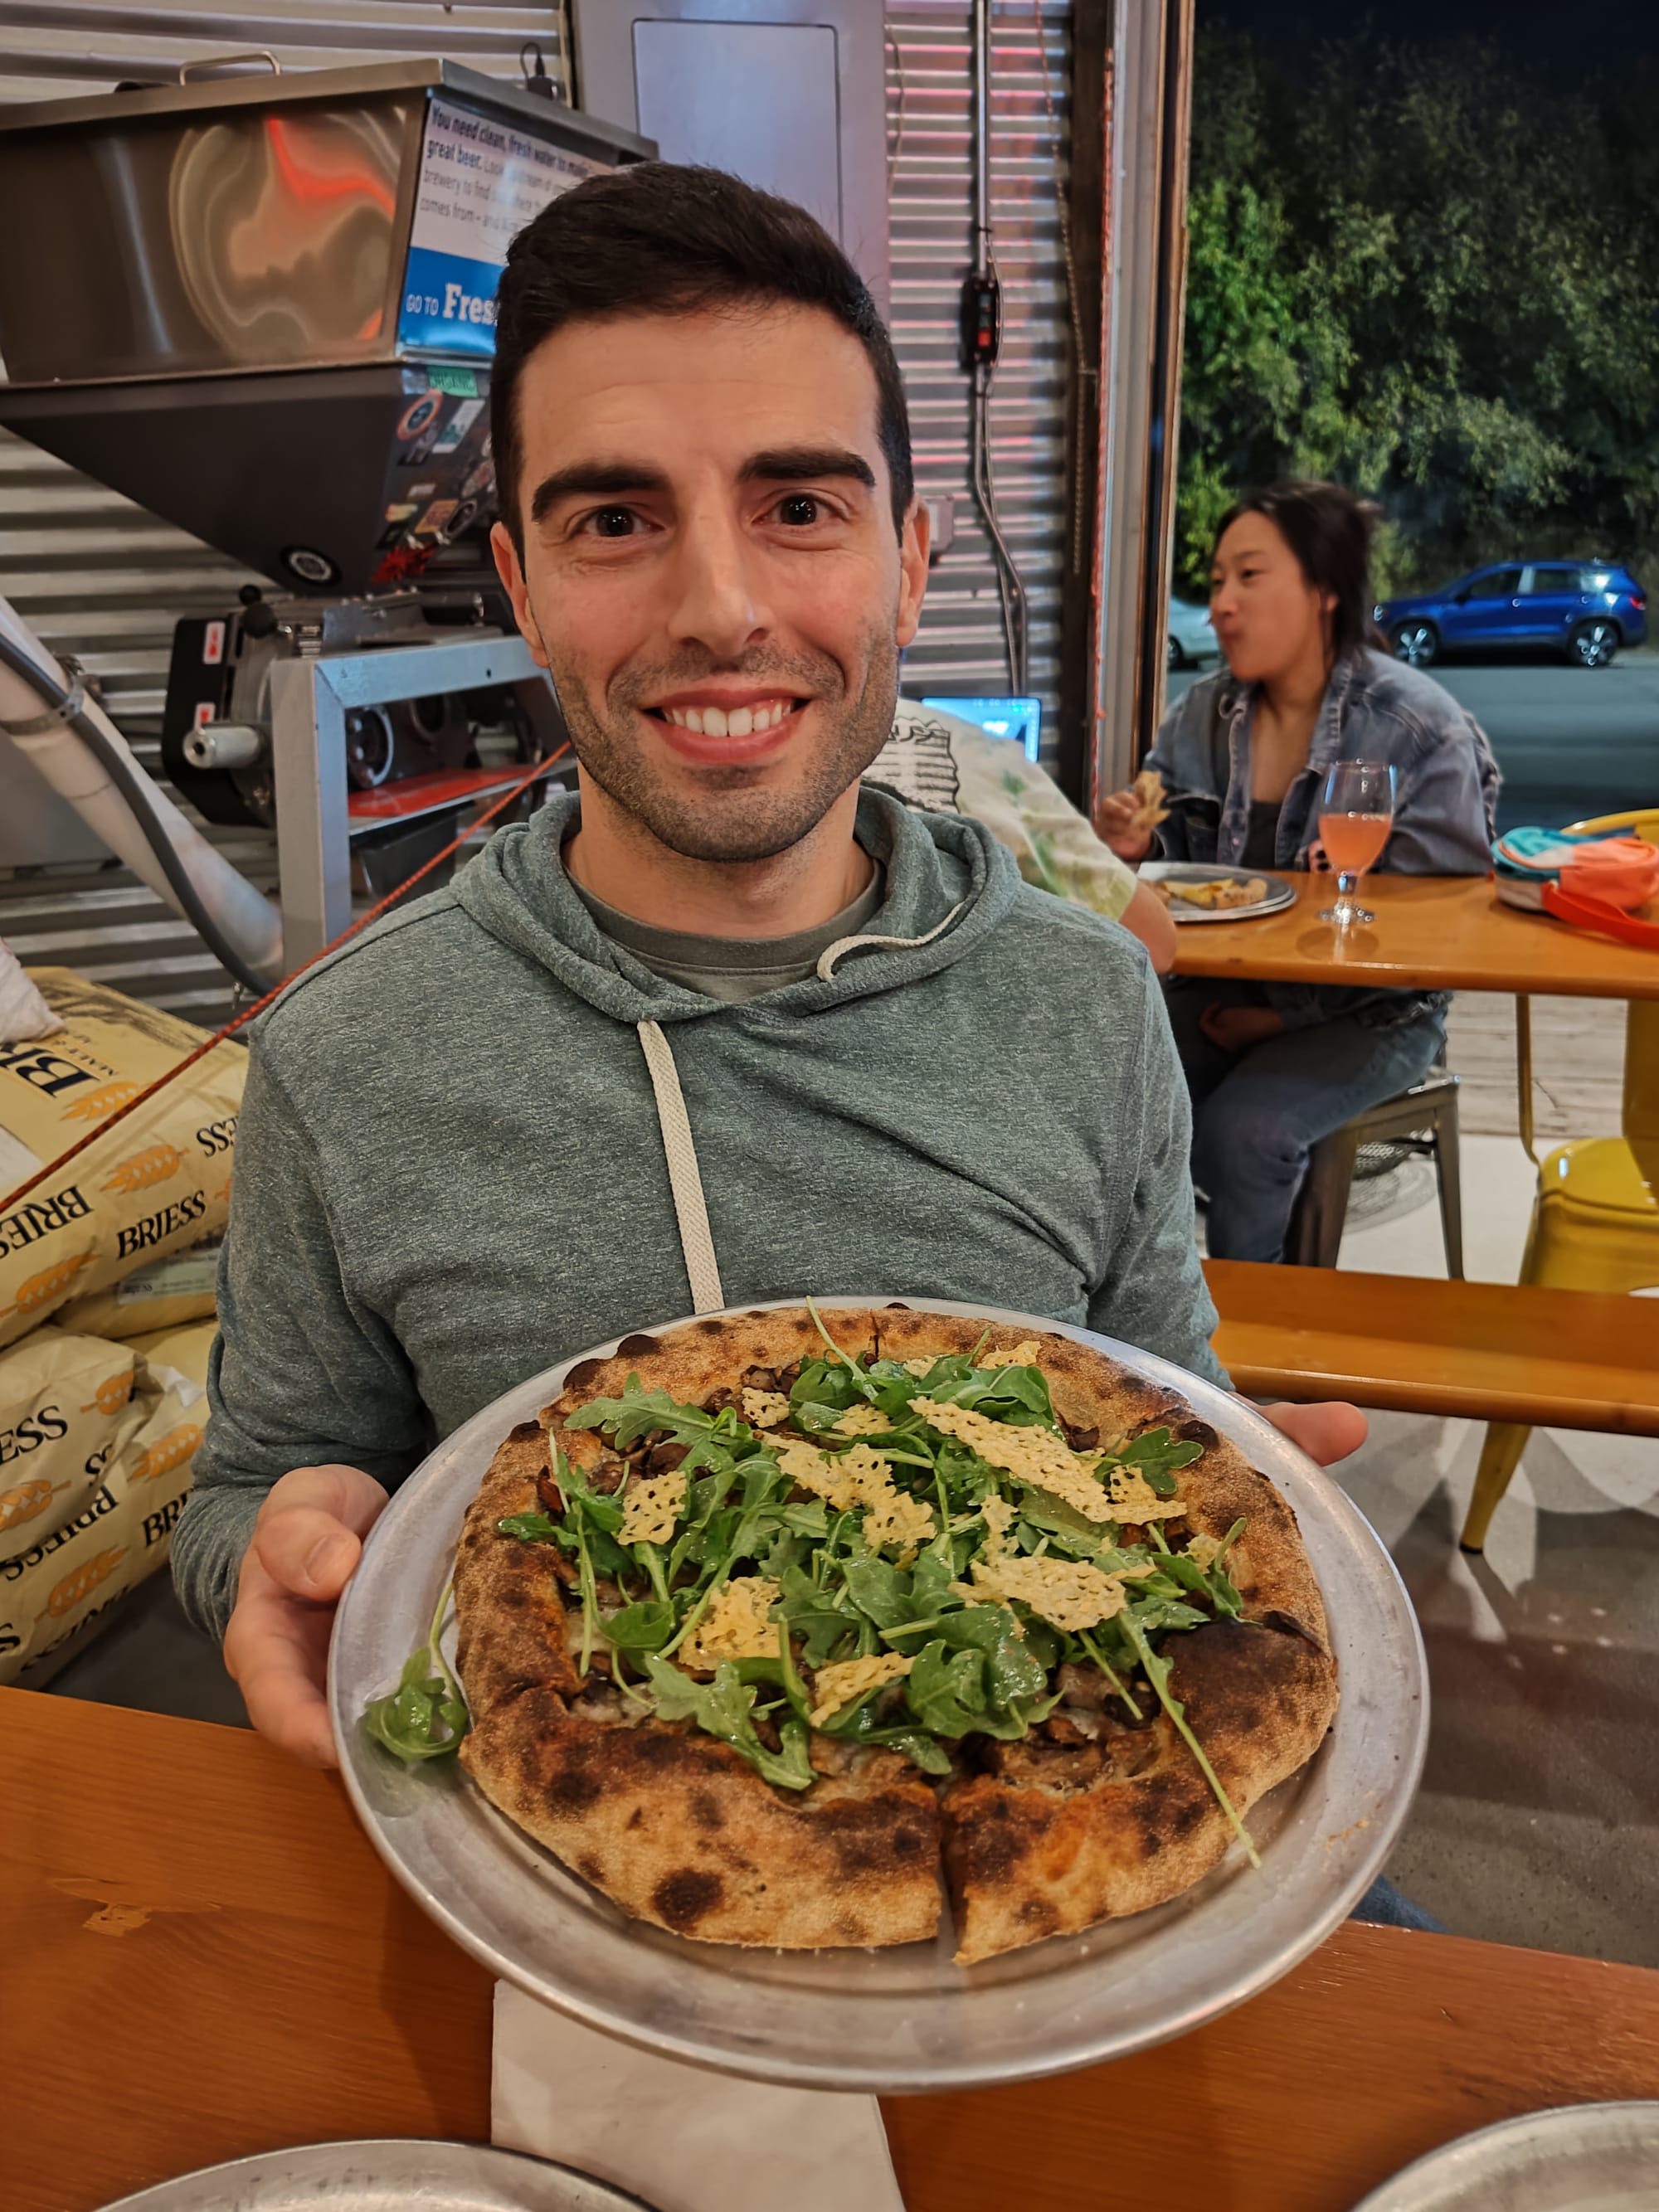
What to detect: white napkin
<box><xmin>491</xmin><ymin>1982</ymin><xmax>907</xmax><ymax>2212</ymax></box>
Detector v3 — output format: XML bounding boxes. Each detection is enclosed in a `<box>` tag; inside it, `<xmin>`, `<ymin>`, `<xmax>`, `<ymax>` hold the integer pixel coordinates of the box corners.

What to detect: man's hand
<box><xmin>1096</xmin><ymin>788</ymin><xmax>1156</xmax><ymax>863</ymax></box>
<box><xmin>1198</xmin><ymin>1001</ymin><xmax>1285</xmax><ymax>1053</ymax></box>
<box><xmin>1261</xmin><ymin>1399</ymin><xmax>1368</xmax><ymax>1466</ymax></box>
<box><xmin>225</xmin><ymin>1463</ymin><xmax>390</xmax><ymax>1767</ymax></box>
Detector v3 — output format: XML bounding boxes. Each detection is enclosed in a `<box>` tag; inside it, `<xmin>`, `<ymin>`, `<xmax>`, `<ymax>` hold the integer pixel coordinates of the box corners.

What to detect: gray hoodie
<box><xmin>173</xmin><ymin>787</ymin><xmax>1223</xmax><ymax>1639</ymax></box>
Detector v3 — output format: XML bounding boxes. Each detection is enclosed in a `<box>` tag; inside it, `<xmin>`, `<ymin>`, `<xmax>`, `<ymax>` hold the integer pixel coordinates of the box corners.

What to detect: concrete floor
<box><xmin>1330</xmin><ymin>1135</ymin><xmax>1659</xmax><ymax>1966</ymax></box>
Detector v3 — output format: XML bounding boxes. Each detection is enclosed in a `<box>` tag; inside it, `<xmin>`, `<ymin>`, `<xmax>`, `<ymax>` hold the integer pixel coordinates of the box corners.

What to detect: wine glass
<box><xmin>1317</xmin><ymin>760</ymin><xmax>1396</xmax><ymax>926</ymax></box>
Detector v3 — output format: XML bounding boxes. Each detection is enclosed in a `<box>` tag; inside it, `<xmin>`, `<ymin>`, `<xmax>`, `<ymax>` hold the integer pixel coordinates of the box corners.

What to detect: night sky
<box><xmin>1201</xmin><ymin>0</ymin><xmax>1659</xmax><ymax>75</ymax></box>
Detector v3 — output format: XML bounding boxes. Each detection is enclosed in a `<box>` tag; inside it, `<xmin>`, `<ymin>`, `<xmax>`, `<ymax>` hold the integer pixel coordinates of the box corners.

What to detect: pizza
<box><xmin>1130</xmin><ymin>766</ymin><xmax>1170</xmax><ymax>832</ymax></box>
<box><xmin>449</xmin><ymin>1304</ymin><xmax>1338</xmax><ymax>1963</ymax></box>
<box><xmin>1151</xmin><ymin>874</ymin><xmax>1272</xmax><ymax>912</ymax></box>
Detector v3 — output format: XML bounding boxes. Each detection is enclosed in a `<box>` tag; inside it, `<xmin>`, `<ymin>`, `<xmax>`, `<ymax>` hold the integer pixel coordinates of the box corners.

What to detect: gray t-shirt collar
<box><xmin>570</xmin><ymin>866</ymin><xmax>886</xmax><ymax>1004</ymax></box>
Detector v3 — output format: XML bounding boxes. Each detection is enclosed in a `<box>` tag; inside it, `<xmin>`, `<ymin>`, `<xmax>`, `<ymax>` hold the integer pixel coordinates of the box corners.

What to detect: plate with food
<box><xmin>1140</xmin><ymin>863</ymin><xmax>1297</xmax><ymax>921</ymax></box>
<box><xmin>330</xmin><ymin>1299</ymin><xmax>1426</xmax><ymax>2092</ymax></box>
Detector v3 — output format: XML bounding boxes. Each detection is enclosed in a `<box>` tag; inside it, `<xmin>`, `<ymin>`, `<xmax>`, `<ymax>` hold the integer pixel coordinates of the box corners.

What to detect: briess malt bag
<box><xmin>0</xmin><ymin>1316</ymin><xmax>215</xmax><ymax>1682</ymax></box>
<box><xmin>0</xmin><ymin>1325</ymin><xmax>138</xmax><ymax>1563</ymax></box>
<box><xmin>0</xmin><ymin>971</ymin><xmax>244</xmax><ymax>1351</ymax></box>
<box><xmin>60</xmin><ymin>1237</ymin><xmax>223</xmax><ymax>1339</ymax></box>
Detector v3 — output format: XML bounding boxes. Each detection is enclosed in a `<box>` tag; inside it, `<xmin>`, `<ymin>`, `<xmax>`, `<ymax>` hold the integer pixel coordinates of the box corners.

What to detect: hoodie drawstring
<box><xmin>815</xmin><ymin>898</ymin><xmax>967</xmax><ymax>982</ymax></box>
<box><xmin>636</xmin><ymin>1018</ymin><xmax>726</xmax><ymax>1314</ymax></box>
<box><xmin>635</xmin><ymin>898</ymin><xmax>966</xmax><ymax>1316</ymax></box>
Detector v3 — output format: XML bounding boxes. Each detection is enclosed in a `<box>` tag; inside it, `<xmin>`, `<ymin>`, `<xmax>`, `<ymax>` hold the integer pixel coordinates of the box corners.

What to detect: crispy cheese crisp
<box><xmin>809</xmin><ymin>1651</ymin><xmax>914</xmax><ymax>1728</ymax></box>
<box><xmin>953</xmin><ymin>1553</ymin><xmax>1136</xmax><ymax>1632</ymax></box>
<box><xmin>619</xmin><ymin>1470</ymin><xmax>688</xmax><ymax>1546</ymax></box>
<box><xmin>742</xmin><ymin>1388</ymin><xmax>792</xmax><ymax>1429</ymax></box>
<box><xmin>679</xmin><ymin>1575</ymin><xmax>781</xmax><ymax>1669</ymax></box>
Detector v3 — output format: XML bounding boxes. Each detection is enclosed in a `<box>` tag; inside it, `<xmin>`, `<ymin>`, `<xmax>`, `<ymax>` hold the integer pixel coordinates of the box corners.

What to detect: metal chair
<box><xmin>1286</xmin><ymin>1069</ymin><xmax>1464</xmax><ymax>1274</ymax></box>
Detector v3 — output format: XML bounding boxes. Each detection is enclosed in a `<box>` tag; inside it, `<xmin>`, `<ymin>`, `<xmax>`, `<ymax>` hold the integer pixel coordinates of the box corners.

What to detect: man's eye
<box><xmin>586</xmin><ymin>507</ymin><xmax>638</xmax><ymax>539</ymax></box>
<box><xmin>776</xmin><ymin>493</ymin><xmax>826</xmax><ymax>527</ymax></box>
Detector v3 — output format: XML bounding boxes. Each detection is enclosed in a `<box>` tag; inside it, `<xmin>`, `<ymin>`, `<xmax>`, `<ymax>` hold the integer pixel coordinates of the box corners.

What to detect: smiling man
<box><xmin>174</xmin><ymin>165</ymin><xmax>1363</xmax><ymax>1766</ymax></box>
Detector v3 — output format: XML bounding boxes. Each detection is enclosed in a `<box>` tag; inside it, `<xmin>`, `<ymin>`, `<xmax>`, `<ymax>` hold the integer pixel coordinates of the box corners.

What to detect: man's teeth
<box><xmin>659</xmin><ymin>700</ymin><xmax>794</xmax><ymax>738</ymax></box>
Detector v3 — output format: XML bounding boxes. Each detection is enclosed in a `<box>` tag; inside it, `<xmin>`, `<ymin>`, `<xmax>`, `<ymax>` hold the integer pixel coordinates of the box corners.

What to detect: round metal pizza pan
<box><xmin>1349</xmin><ymin>2103</ymin><xmax>1659</xmax><ymax>2211</ymax></box>
<box><xmin>330</xmin><ymin>1297</ymin><xmax>1428</xmax><ymax>2093</ymax></box>
<box><xmin>94</xmin><ymin>2139</ymin><xmax>660</xmax><ymax>2210</ymax></box>
<box><xmin>1139</xmin><ymin>861</ymin><xmax>1297</xmax><ymax>921</ymax></box>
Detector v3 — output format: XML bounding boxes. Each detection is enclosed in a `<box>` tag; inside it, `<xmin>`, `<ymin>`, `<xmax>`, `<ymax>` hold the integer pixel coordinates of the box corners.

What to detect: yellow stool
<box><xmin>1461</xmin><ymin>809</ymin><xmax>1659</xmax><ymax>1550</ymax></box>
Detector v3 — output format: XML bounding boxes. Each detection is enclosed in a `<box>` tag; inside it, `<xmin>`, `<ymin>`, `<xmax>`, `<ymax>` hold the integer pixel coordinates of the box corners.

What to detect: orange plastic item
<box><xmin>1561</xmin><ymin>836</ymin><xmax>1659</xmax><ymax>908</ymax></box>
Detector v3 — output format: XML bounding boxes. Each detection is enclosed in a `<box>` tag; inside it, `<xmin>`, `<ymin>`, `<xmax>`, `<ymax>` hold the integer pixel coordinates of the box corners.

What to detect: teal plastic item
<box><xmin>1492</xmin><ymin>825</ymin><xmax>1616</xmax><ymax>882</ymax></box>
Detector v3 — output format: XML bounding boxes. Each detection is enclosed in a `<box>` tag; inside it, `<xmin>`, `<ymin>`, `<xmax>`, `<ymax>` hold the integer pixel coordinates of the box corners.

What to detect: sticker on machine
<box><xmin>397</xmin><ymin>98</ymin><xmax>608</xmax><ymax>357</ymax></box>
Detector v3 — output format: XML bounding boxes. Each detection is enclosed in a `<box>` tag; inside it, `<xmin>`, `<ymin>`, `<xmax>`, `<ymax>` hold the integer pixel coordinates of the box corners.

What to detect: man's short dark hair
<box><xmin>490</xmin><ymin>162</ymin><xmax>913</xmax><ymax>549</ymax></box>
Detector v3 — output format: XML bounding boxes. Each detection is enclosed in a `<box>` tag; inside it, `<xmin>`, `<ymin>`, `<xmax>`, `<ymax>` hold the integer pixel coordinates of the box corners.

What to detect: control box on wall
<box><xmin>571</xmin><ymin>0</ymin><xmax>890</xmax><ymax>315</ymax></box>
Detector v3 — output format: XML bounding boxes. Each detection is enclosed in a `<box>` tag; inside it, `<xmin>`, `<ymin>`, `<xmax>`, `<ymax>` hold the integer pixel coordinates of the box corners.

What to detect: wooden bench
<box><xmin>1204</xmin><ymin>1259</ymin><xmax>1659</xmax><ymax>1438</ymax></box>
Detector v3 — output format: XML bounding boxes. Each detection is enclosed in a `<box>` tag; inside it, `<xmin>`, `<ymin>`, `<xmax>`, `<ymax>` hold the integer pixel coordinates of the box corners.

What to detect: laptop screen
<box><xmin>917</xmin><ymin>695</ymin><xmax>1043</xmax><ymax>764</ymax></box>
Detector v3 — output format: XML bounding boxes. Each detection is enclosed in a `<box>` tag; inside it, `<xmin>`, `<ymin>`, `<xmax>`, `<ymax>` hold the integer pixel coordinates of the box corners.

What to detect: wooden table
<box><xmin>7</xmin><ymin>1691</ymin><xmax>1659</xmax><ymax>2212</ymax></box>
<box><xmin>1169</xmin><ymin>873</ymin><xmax>1659</xmax><ymax>999</ymax></box>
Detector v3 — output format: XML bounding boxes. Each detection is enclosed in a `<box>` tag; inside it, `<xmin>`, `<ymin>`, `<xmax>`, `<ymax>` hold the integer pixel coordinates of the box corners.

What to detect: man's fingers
<box><xmin>1262</xmin><ymin>1399</ymin><xmax>1369</xmax><ymax>1466</ymax></box>
<box><xmin>255</xmin><ymin>1504</ymin><xmax>363</xmax><ymax>1600</ymax></box>
<box><xmin>223</xmin><ymin>1569</ymin><xmax>341</xmax><ymax>1767</ymax></box>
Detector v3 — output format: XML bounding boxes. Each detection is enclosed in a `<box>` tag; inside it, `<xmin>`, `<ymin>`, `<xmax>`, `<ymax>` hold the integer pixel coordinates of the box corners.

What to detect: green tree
<box><xmin>1177</xmin><ymin>32</ymin><xmax>1659</xmax><ymax>598</ymax></box>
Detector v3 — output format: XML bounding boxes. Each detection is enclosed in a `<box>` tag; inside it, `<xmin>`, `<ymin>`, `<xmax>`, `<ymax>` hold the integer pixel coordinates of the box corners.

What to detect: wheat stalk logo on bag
<box><xmin>46</xmin><ymin>1546</ymin><xmax>126</xmax><ymax>1618</ymax></box>
<box><xmin>0</xmin><ymin>1477</ymin><xmax>70</xmax><ymax>1537</ymax></box>
<box><xmin>62</xmin><ymin>1082</ymin><xmax>141</xmax><ymax>1125</ymax></box>
<box><xmin>126</xmin><ymin>1426</ymin><xmax>202</xmax><ymax>1485</ymax></box>
<box><xmin>102</xmin><ymin>1144</ymin><xmax>184</xmax><ymax>1195</ymax></box>
<box><xmin>80</xmin><ymin>1371</ymin><xmax>134</xmax><ymax>1417</ymax></box>
<box><xmin>7</xmin><ymin>1254</ymin><xmax>95</xmax><ymax>1320</ymax></box>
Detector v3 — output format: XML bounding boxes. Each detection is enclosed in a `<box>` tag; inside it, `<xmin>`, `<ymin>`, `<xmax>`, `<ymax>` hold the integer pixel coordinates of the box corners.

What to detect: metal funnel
<box><xmin>0</xmin><ymin>59</ymin><xmax>650</xmax><ymax>594</ymax></box>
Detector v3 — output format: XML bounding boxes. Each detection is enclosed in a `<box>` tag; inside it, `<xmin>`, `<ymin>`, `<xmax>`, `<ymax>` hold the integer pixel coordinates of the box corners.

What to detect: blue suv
<box><xmin>1377</xmin><ymin>562</ymin><xmax>1647</xmax><ymax>668</ymax></box>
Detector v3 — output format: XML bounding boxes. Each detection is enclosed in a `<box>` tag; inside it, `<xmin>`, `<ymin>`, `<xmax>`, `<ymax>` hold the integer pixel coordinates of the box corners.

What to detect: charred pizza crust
<box><xmin>453</xmin><ymin>1305</ymin><xmax>1338</xmax><ymax>1962</ymax></box>
<box><xmin>456</xmin><ymin>1416</ymin><xmax>943</xmax><ymax>1947</ymax></box>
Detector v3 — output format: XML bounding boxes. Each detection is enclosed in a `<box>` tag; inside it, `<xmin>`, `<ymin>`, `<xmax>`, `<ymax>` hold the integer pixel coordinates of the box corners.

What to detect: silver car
<box><xmin>1168</xmin><ymin>596</ymin><xmax>1219</xmax><ymax>670</ymax></box>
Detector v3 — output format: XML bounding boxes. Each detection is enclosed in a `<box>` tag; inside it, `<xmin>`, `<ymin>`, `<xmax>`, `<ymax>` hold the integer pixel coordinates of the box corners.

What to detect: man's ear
<box><xmin>896</xmin><ymin>498</ymin><xmax>931</xmax><ymax>650</ymax></box>
<box><xmin>492</xmin><ymin>520</ymin><xmax>548</xmax><ymax>669</ymax></box>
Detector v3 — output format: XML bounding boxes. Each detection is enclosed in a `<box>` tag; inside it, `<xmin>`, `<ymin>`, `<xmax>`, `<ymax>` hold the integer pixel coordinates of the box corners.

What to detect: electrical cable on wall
<box><xmin>1030</xmin><ymin>0</ymin><xmax>1092</xmax><ymax>575</ymax></box>
<box><xmin>962</xmin><ymin>0</ymin><xmax>1029</xmax><ymax>694</ymax></box>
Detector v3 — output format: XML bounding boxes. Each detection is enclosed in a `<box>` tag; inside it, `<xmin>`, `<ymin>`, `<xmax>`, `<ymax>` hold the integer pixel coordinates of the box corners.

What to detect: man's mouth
<box><xmin>641</xmin><ymin>693</ymin><xmax>810</xmax><ymax>761</ymax></box>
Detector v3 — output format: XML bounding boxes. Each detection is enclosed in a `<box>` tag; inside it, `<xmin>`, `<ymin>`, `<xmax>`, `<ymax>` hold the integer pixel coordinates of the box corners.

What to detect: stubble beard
<box><xmin>541</xmin><ymin>625</ymin><xmax>902</xmax><ymax>865</ymax></box>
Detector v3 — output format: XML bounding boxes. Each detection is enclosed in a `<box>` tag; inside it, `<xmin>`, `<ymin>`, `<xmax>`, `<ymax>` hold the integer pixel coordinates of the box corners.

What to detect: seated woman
<box><xmin>1100</xmin><ymin>480</ymin><xmax>1499</xmax><ymax>1263</ymax></box>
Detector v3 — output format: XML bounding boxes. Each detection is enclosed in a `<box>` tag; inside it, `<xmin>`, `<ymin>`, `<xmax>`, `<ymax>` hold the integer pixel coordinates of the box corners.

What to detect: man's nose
<box><xmin>1210</xmin><ymin>580</ymin><xmax>1237</xmax><ymax>621</ymax></box>
<box><xmin>664</xmin><ymin>505</ymin><xmax>770</xmax><ymax>660</ymax></box>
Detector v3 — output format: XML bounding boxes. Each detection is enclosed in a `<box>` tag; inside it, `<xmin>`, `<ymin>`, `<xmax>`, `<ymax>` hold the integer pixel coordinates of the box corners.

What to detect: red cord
<box><xmin>1</xmin><ymin>743</ymin><xmax>572</xmax><ymax>1214</ymax></box>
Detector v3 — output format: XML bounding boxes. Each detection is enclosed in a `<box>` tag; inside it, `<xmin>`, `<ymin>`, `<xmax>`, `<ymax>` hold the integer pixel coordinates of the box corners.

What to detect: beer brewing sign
<box><xmin>399</xmin><ymin>99</ymin><xmax>606</xmax><ymax>357</ymax></box>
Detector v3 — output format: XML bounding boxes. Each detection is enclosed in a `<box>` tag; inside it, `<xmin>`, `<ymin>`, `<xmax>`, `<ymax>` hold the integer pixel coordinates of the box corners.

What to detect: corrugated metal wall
<box><xmin>887</xmin><ymin>0</ymin><xmax>1074</xmax><ymax>753</ymax></box>
<box><xmin>1</xmin><ymin>1</ymin><xmax>1077</xmax><ymax>1019</ymax></box>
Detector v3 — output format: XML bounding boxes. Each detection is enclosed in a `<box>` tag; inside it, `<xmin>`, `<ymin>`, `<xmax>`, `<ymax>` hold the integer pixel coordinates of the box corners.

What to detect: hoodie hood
<box><xmin>451</xmin><ymin>785</ymin><xmax>1023</xmax><ymax>1026</ymax></box>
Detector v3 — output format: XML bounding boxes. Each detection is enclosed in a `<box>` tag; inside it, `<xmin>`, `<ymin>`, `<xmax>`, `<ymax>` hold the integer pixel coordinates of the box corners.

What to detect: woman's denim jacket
<box><xmin>1146</xmin><ymin>647</ymin><xmax>1501</xmax><ymax>1031</ymax></box>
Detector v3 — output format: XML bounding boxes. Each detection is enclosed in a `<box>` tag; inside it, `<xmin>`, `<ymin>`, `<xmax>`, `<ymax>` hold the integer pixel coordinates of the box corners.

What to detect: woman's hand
<box><xmin>1198</xmin><ymin>1002</ymin><xmax>1285</xmax><ymax>1053</ymax></box>
<box><xmin>224</xmin><ymin>1462</ymin><xmax>391</xmax><ymax>1767</ymax></box>
<box><xmin>1097</xmin><ymin>789</ymin><xmax>1156</xmax><ymax>863</ymax></box>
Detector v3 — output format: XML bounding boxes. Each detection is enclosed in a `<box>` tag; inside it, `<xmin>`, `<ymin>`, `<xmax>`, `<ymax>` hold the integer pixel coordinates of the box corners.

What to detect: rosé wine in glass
<box><xmin>1318</xmin><ymin>811</ymin><xmax>1392</xmax><ymax>877</ymax></box>
<box><xmin>1317</xmin><ymin>761</ymin><xmax>1395</xmax><ymax>926</ymax></box>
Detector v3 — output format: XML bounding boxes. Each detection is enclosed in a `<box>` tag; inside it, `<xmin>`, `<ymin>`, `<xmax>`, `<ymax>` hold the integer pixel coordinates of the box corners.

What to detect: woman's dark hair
<box><xmin>1215</xmin><ymin>481</ymin><xmax>1384</xmax><ymax>662</ymax></box>
<box><xmin>489</xmin><ymin>162</ymin><xmax>912</xmax><ymax>551</ymax></box>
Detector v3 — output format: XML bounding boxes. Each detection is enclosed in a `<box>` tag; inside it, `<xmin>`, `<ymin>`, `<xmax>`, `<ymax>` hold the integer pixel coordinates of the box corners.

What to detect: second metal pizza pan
<box><xmin>1349</xmin><ymin>2102</ymin><xmax>1659</xmax><ymax>2210</ymax></box>
<box><xmin>331</xmin><ymin>1298</ymin><xmax>1428</xmax><ymax>2094</ymax></box>
<box><xmin>1140</xmin><ymin>861</ymin><xmax>1297</xmax><ymax>920</ymax></box>
<box><xmin>94</xmin><ymin>2138</ymin><xmax>659</xmax><ymax>2210</ymax></box>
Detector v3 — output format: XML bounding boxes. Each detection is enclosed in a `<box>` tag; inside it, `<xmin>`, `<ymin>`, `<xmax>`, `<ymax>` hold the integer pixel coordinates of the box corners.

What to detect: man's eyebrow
<box><xmin>738</xmin><ymin>445</ymin><xmax>878</xmax><ymax>492</ymax></box>
<box><xmin>528</xmin><ymin>461</ymin><xmax>673</xmax><ymax>526</ymax></box>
